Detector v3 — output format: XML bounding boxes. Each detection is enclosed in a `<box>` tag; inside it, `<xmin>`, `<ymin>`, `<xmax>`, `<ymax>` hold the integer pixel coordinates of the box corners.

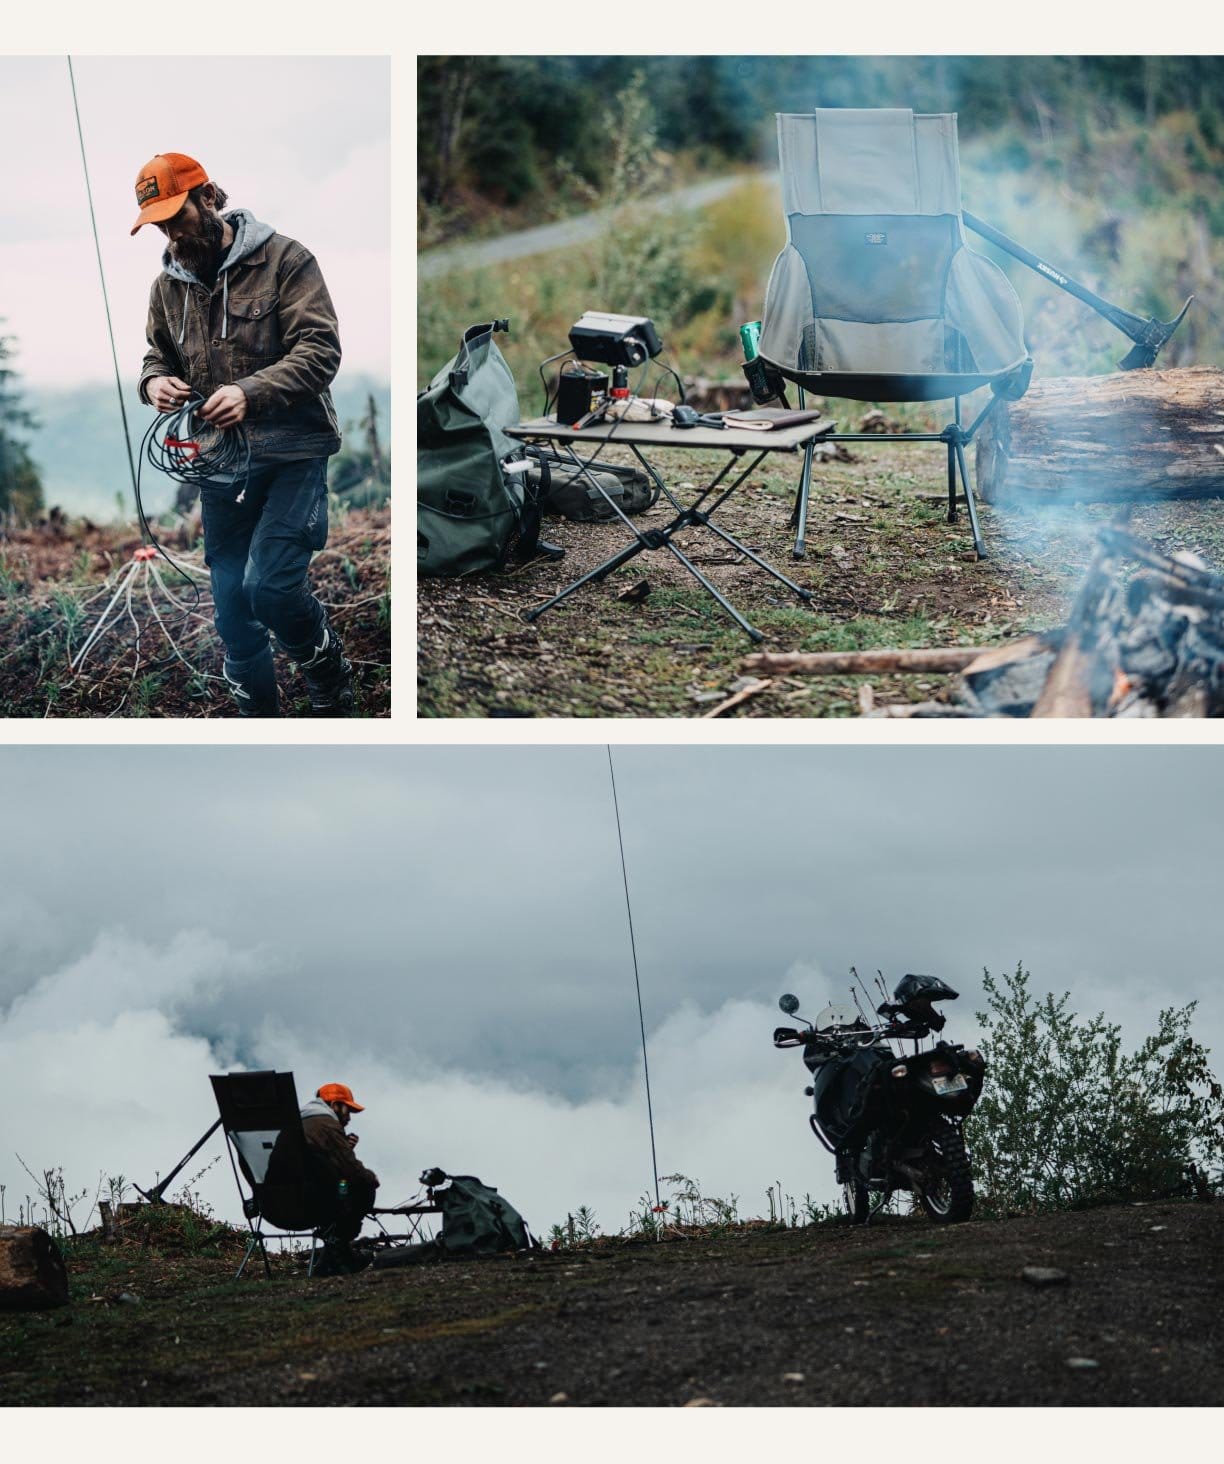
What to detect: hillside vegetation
<box><xmin>419</xmin><ymin>61</ymin><xmax>1222</xmax><ymax>403</ymax></box>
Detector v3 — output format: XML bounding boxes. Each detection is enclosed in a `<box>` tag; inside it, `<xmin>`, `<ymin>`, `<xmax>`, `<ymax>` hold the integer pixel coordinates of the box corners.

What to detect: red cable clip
<box><xmin>166</xmin><ymin>437</ymin><xmax>201</xmax><ymax>459</ymax></box>
<box><xmin>133</xmin><ymin>546</ymin><xmax>157</xmax><ymax>561</ymax></box>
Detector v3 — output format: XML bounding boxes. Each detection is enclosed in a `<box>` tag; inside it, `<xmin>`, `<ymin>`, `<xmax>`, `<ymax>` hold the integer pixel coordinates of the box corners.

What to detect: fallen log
<box><xmin>743</xmin><ymin>647</ymin><xmax>986</xmax><ymax>676</ymax></box>
<box><xmin>0</xmin><ymin>1225</ymin><xmax>69</xmax><ymax>1311</ymax></box>
<box><xmin>976</xmin><ymin>367</ymin><xmax>1224</xmax><ymax>505</ymax></box>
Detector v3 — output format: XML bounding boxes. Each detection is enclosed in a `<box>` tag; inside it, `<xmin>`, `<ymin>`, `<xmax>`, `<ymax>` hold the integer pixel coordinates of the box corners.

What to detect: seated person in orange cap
<box><xmin>298</xmin><ymin>1081</ymin><xmax>380</xmax><ymax>1273</ymax></box>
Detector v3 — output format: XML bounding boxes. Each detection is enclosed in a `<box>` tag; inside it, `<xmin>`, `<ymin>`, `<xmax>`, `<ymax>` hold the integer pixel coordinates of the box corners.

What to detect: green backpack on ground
<box><xmin>417</xmin><ymin>320</ymin><xmax>560</xmax><ymax>577</ymax></box>
<box><xmin>370</xmin><ymin>1169</ymin><xmax>537</xmax><ymax>1270</ymax></box>
<box><xmin>430</xmin><ymin>1170</ymin><xmax>537</xmax><ymax>1256</ymax></box>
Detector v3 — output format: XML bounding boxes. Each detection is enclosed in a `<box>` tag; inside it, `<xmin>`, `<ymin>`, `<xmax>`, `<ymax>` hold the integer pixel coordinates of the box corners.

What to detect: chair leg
<box><xmin>260</xmin><ymin>1235</ymin><xmax>272</xmax><ymax>1280</ymax></box>
<box><xmin>236</xmin><ymin>1236</ymin><xmax>257</xmax><ymax>1280</ymax></box>
<box><xmin>791</xmin><ymin>440</ymin><xmax>815</xmax><ymax>560</ymax></box>
<box><xmin>946</xmin><ymin>439</ymin><xmax>959</xmax><ymax>524</ymax></box>
<box><xmin>954</xmin><ymin>438</ymin><xmax>987</xmax><ymax>560</ymax></box>
<box><xmin>790</xmin><ymin>384</ymin><xmax>814</xmax><ymax>559</ymax></box>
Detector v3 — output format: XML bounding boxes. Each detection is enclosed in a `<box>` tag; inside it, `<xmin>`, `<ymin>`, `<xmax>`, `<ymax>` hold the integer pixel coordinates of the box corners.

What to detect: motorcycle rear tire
<box><xmin>917</xmin><ymin>1120</ymin><xmax>974</xmax><ymax>1224</ymax></box>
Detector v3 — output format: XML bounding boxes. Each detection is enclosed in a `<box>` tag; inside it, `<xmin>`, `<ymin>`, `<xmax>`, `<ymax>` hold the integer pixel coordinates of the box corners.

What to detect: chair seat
<box><xmin>768</xmin><ymin>363</ymin><xmax>1008</xmax><ymax>404</ymax></box>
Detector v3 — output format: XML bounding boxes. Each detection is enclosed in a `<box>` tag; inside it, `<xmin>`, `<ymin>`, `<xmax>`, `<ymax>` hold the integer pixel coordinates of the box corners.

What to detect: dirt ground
<box><xmin>2</xmin><ymin>1199</ymin><xmax>1218</xmax><ymax>1406</ymax></box>
<box><xmin>0</xmin><ymin>505</ymin><xmax>390</xmax><ymax>717</ymax></box>
<box><xmin>418</xmin><ymin>437</ymin><xmax>1224</xmax><ymax>717</ymax></box>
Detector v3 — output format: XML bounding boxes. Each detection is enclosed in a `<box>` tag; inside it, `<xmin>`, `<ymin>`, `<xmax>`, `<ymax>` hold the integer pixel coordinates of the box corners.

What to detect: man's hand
<box><xmin>199</xmin><ymin>384</ymin><xmax>248</xmax><ymax>429</ymax></box>
<box><xmin>346</xmin><ymin>1133</ymin><xmax>359</xmax><ymax>1149</ymax></box>
<box><xmin>148</xmin><ymin>375</ymin><xmax>192</xmax><ymax>413</ymax></box>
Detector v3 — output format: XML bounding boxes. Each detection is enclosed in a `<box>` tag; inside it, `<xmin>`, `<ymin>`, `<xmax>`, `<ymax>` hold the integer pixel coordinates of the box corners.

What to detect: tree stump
<box><xmin>976</xmin><ymin>367</ymin><xmax>1224</xmax><ymax>505</ymax></box>
<box><xmin>0</xmin><ymin>1226</ymin><xmax>70</xmax><ymax>1310</ymax></box>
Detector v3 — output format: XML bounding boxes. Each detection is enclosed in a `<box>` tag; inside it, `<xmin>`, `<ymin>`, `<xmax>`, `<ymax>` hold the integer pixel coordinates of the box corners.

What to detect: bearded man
<box><xmin>133</xmin><ymin>152</ymin><xmax>354</xmax><ymax>716</ymax></box>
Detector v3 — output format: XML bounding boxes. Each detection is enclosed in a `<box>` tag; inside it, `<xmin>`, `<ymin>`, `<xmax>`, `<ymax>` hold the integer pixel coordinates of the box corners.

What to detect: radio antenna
<box><xmin>607</xmin><ymin>747</ymin><xmax>662</xmax><ymax>1227</ymax></box>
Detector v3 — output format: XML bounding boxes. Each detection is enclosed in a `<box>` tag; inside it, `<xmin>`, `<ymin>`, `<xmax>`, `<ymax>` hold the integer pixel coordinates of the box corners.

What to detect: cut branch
<box><xmin>743</xmin><ymin>647</ymin><xmax>986</xmax><ymax>676</ymax></box>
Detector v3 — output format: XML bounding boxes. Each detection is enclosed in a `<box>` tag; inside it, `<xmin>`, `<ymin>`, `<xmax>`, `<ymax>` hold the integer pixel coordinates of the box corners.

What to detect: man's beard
<box><xmin>169</xmin><ymin>210</ymin><xmax>225</xmax><ymax>280</ymax></box>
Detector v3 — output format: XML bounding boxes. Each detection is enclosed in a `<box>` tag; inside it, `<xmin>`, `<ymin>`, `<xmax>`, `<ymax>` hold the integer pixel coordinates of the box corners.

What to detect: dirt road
<box><xmin>418</xmin><ymin>173</ymin><xmax>773</xmax><ymax>279</ymax></box>
<box><xmin>3</xmin><ymin>1199</ymin><xmax>1218</xmax><ymax>1406</ymax></box>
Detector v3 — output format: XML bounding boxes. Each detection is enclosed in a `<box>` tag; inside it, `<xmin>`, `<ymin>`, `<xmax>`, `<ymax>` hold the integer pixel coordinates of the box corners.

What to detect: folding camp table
<box><xmin>506</xmin><ymin>413</ymin><xmax>834</xmax><ymax>643</ymax></box>
<box><xmin>371</xmin><ymin>1201</ymin><xmax>442</xmax><ymax>1243</ymax></box>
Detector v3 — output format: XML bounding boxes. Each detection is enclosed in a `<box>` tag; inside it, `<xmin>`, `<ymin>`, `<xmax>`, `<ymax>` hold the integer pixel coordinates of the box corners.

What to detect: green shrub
<box><xmin>969</xmin><ymin>964</ymin><xmax>1224</xmax><ymax>1217</ymax></box>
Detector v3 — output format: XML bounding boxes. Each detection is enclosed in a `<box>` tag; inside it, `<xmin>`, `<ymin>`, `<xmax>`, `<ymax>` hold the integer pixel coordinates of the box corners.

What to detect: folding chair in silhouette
<box><xmin>210</xmin><ymin>1069</ymin><xmax>346</xmax><ymax>1279</ymax></box>
<box><xmin>752</xmin><ymin>108</ymin><xmax>1032</xmax><ymax>559</ymax></box>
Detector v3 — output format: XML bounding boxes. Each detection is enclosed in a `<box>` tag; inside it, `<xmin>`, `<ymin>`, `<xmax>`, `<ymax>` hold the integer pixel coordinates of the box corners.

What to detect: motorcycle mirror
<box><xmin>778</xmin><ymin>994</ymin><xmax>800</xmax><ymax>1015</ymax></box>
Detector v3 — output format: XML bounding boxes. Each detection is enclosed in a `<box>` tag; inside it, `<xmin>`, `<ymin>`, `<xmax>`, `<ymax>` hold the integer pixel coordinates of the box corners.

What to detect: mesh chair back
<box><xmin>210</xmin><ymin>1070</ymin><xmax>313</xmax><ymax>1231</ymax></box>
<box><xmin>759</xmin><ymin>109</ymin><xmax>1028</xmax><ymax>398</ymax></box>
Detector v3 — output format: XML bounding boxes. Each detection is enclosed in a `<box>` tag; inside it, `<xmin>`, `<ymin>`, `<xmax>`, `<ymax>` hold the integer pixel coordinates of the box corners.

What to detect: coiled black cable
<box><xmin>136</xmin><ymin>396</ymin><xmax>252</xmax><ymax>597</ymax></box>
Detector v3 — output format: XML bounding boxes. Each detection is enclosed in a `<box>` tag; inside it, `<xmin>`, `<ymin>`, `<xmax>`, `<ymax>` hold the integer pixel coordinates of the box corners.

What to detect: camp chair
<box><xmin>754</xmin><ymin>108</ymin><xmax>1032</xmax><ymax>558</ymax></box>
<box><xmin>210</xmin><ymin>1069</ymin><xmax>351</xmax><ymax>1280</ymax></box>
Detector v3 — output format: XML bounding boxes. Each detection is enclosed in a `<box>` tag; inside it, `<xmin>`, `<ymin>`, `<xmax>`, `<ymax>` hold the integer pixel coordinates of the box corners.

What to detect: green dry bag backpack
<box><xmin>429</xmin><ymin>1170</ymin><xmax>537</xmax><ymax>1256</ymax></box>
<box><xmin>417</xmin><ymin>319</ymin><xmax>560</xmax><ymax>577</ymax></box>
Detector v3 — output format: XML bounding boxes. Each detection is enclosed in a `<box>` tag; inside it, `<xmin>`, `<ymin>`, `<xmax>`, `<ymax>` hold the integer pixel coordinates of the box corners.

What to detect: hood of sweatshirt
<box><xmin>161</xmin><ymin>209</ymin><xmax>277</xmax><ymax>343</ymax></box>
<box><xmin>299</xmin><ymin>1097</ymin><xmax>338</xmax><ymax>1123</ymax></box>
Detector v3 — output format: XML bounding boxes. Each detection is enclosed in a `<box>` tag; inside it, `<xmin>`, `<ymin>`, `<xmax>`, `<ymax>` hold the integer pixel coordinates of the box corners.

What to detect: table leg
<box><xmin>524</xmin><ymin>539</ymin><xmax>645</xmax><ymax>623</ymax></box>
<box><xmin>700</xmin><ymin>519</ymin><xmax>813</xmax><ymax>602</ymax></box>
<box><xmin>664</xmin><ymin>538</ymin><xmax>763</xmax><ymax>643</ymax></box>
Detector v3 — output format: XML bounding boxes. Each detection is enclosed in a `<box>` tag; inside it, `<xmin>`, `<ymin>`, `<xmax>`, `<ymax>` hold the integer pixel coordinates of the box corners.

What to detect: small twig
<box><xmin>701</xmin><ymin>676</ymin><xmax>773</xmax><ymax>718</ymax></box>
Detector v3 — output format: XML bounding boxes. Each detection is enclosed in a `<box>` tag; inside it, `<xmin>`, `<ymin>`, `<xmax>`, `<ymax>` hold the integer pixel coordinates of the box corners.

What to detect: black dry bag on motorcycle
<box><xmin>418</xmin><ymin>320</ymin><xmax>557</xmax><ymax>577</ymax></box>
<box><xmin>815</xmin><ymin>1045</ymin><xmax>895</xmax><ymax>1152</ymax></box>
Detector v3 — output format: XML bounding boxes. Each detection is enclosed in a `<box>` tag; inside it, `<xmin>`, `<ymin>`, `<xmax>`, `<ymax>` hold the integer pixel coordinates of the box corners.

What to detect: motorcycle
<box><xmin>773</xmin><ymin>973</ymin><xmax>986</xmax><ymax>1224</ymax></box>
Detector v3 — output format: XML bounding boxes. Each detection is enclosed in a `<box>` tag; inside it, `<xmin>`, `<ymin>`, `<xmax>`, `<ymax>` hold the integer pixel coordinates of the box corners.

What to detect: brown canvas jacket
<box><xmin>301</xmin><ymin>1108</ymin><xmax>379</xmax><ymax>1190</ymax></box>
<box><xmin>139</xmin><ymin>210</ymin><xmax>342</xmax><ymax>461</ymax></box>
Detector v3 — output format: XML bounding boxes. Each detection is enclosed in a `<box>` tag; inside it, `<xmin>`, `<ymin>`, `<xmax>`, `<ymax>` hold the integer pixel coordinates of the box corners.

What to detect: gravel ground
<box><xmin>4</xmin><ymin>1199</ymin><xmax>1218</xmax><ymax>1406</ymax></box>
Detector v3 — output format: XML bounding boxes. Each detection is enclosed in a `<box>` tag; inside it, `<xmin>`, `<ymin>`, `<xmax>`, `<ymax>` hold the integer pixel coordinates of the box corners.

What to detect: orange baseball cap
<box><xmin>318</xmin><ymin>1082</ymin><xmax>365</xmax><ymax>1112</ymax></box>
<box><xmin>131</xmin><ymin>153</ymin><xmax>209</xmax><ymax>235</ymax></box>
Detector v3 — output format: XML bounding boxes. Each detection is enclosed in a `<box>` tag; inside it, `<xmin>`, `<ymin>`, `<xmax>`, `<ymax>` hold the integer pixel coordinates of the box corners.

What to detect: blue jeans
<box><xmin>200</xmin><ymin>458</ymin><xmax>329</xmax><ymax>662</ymax></box>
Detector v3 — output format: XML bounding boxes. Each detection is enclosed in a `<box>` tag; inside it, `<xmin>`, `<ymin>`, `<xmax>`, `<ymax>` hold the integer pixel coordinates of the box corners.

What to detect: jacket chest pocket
<box><xmin>224</xmin><ymin>294</ymin><xmax>280</xmax><ymax>360</ymax></box>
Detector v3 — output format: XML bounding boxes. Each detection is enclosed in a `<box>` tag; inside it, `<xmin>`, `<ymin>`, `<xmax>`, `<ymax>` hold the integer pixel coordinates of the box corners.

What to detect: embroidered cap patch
<box><xmin>136</xmin><ymin>176</ymin><xmax>160</xmax><ymax>204</ymax></box>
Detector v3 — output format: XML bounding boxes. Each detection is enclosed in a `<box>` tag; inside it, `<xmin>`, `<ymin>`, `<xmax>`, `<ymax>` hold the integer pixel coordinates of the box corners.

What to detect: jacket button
<box><xmin>212</xmin><ymin>339</ymin><xmax>221</xmax><ymax>347</ymax></box>
<box><xmin>253</xmin><ymin>307</ymin><xmax>261</xmax><ymax>317</ymax></box>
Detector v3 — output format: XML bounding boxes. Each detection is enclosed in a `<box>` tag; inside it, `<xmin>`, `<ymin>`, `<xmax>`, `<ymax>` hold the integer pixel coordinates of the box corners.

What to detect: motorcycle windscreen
<box><xmin>814</xmin><ymin>1045</ymin><xmax>895</xmax><ymax>1152</ymax></box>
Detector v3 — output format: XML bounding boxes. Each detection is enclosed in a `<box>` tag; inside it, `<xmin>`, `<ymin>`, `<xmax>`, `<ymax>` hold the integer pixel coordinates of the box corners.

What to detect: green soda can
<box><xmin>739</xmin><ymin>320</ymin><xmax>762</xmax><ymax>362</ymax></box>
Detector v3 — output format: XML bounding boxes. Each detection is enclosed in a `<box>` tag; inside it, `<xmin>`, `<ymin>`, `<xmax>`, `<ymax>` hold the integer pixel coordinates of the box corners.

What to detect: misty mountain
<box><xmin>22</xmin><ymin>374</ymin><xmax>391</xmax><ymax>521</ymax></box>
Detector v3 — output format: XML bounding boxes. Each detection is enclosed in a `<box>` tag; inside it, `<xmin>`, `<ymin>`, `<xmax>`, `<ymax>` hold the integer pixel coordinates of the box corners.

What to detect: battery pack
<box><xmin>557</xmin><ymin>367</ymin><xmax>608</xmax><ymax>424</ymax></box>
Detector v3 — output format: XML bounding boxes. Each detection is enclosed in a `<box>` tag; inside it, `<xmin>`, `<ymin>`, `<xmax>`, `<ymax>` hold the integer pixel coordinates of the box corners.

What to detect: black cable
<box><xmin>136</xmin><ymin>398</ymin><xmax>252</xmax><ymax>599</ymax></box>
<box><xmin>538</xmin><ymin>349</ymin><xmax>575</xmax><ymax>418</ymax></box>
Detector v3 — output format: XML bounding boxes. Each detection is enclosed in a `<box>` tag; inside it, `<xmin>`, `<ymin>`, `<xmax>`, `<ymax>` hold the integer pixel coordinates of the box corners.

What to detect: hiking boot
<box><xmin>223</xmin><ymin>644</ymin><xmax>280</xmax><ymax>717</ymax></box>
<box><xmin>281</xmin><ymin>613</ymin><xmax>356</xmax><ymax>717</ymax></box>
<box><xmin>312</xmin><ymin>1238</ymin><xmax>370</xmax><ymax>1277</ymax></box>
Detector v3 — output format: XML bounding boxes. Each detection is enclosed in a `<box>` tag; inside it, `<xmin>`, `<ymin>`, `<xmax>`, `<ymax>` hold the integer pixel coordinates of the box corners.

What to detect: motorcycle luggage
<box><xmin>814</xmin><ymin>1044</ymin><xmax>894</xmax><ymax>1152</ymax></box>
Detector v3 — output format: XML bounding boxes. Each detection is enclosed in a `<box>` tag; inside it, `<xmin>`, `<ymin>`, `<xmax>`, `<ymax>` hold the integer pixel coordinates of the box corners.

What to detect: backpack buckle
<box><xmin>444</xmin><ymin>489</ymin><xmax>477</xmax><ymax>516</ymax></box>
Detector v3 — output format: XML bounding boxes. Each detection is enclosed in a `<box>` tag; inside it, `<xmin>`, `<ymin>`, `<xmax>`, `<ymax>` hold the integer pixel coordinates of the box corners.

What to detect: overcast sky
<box><xmin>2</xmin><ymin>744</ymin><xmax>1220</xmax><ymax>1236</ymax></box>
<box><xmin>0</xmin><ymin>56</ymin><xmax>389</xmax><ymax>389</ymax></box>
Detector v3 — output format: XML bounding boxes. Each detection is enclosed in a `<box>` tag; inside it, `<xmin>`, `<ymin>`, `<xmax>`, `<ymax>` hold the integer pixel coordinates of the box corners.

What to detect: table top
<box><xmin>507</xmin><ymin>413</ymin><xmax>836</xmax><ymax>454</ymax></box>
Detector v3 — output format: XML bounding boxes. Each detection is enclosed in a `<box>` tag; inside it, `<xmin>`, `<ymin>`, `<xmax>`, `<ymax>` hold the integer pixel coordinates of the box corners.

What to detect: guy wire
<box><xmin>67</xmin><ymin>56</ymin><xmax>141</xmax><ymax>530</ymax></box>
<box><xmin>606</xmin><ymin>746</ymin><xmax>662</xmax><ymax>1220</ymax></box>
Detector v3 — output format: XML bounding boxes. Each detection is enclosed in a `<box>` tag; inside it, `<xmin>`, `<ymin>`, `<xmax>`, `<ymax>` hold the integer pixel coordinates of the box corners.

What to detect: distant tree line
<box><xmin>0</xmin><ymin>326</ymin><xmax>43</xmax><ymax>523</ymax></box>
<box><xmin>419</xmin><ymin>56</ymin><xmax>1224</xmax><ymax>208</ymax></box>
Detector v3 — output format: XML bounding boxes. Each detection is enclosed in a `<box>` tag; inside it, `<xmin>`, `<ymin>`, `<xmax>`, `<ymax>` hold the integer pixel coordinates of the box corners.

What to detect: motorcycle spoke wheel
<box><xmin>917</xmin><ymin>1122</ymin><xmax>975</xmax><ymax>1224</ymax></box>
